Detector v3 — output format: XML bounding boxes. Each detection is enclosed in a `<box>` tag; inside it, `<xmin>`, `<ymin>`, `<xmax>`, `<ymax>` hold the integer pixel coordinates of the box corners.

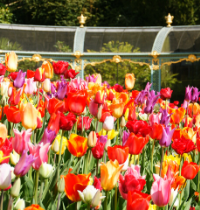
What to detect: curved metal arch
<box><xmin>151</xmin><ymin>27</ymin><xmax>173</xmax><ymax>53</ymax></box>
<box><xmin>73</xmin><ymin>27</ymin><xmax>86</xmax><ymax>53</ymax></box>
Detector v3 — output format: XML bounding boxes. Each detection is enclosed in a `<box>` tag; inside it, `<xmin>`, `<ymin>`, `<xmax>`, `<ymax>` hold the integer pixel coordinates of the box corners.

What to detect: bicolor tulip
<box><xmin>100</xmin><ymin>160</ymin><xmax>123</xmax><ymax>191</ymax></box>
<box><xmin>171</xmin><ymin>107</ymin><xmax>185</xmax><ymax>125</ymax></box>
<box><xmin>64</xmin><ymin>172</ymin><xmax>91</xmax><ymax>202</ymax></box>
<box><xmin>127</xmin><ymin>191</ymin><xmax>151</xmax><ymax>210</ymax></box>
<box><xmin>42</xmin><ymin>60</ymin><xmax>54</xmax><ymax>79</ymax></box>
<box><xmin>5</xmin><ymin>51</ymin><xmax>18</xmax><ymax>72</ymax></box>
<box><xmin>119</xmin><ymin>165</ymin><xmax>146</xmax><ymax>200</ymax></box>
<box><xmin>24</xmin><ymin>204</ymin><xmax>44</xmax><ymax>210</ymax></box>
<box><xmin>42</xmin><ymin>78</ymin><xmax>51</xmax><ymax>92</ymax></box>
<box><xmin>52</xmin><ymin>134</ymin><xmax>68</xmax><ymax>155</ymax></box>
<box><xmin>66</xmin><ymin>134</ymin><xmax>87</xmax><ymax>157</ymax></box>
<box><xmin>125</xmin><ymin>73</ymin><xmax>135</xmax><ymax>90</ymax></box>
<box><xmin>181</xmin><ymin>161</ymin><xmax>199</xmax><ymax>180</ymax></box>
<box><xmin>151</xmin><ymin>174</ymin><xmax>172</xmax><ymax>207</ymax></box>
<box><xmin>0</xmin><ymin>138</ymin><xmax>13</xmax><ymax>164</ymax></box>
<box><xmin>12</xmin><ymin>129</ymin><xmax>32</xmax><ymax>155</ymax></box>
<box><xmin>109</xmin><ymin>99</ymin><xmax>124</xmax><ymax>118</ymax></box>
<box><xmin>14</xmin><ymin>151</ymin><xmax>36</xmax><ymax>177</ymax></box>
<box><xmin>8</xmin><ymin>87</ymin><xmax>22</xmax><ymax>106</ymax></box>
<box><xmin>24</xmin><ymin>78</ymin><xmax>37</xmax><ymax>95</ymax></box>
<box><xmin>34</xmin><ymin>67</ymin><xmax>45</xmax><ymax>82</ymax></box>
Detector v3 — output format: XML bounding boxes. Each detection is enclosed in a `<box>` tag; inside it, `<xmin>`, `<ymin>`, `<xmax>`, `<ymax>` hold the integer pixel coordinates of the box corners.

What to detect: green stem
<box><xmin>57</xmin><ymin>130</ymin><xmax>64</xmax><ymax>180</ymax></box>
<box><xmin>137</xmin><ymin>154</ymin><xmax>139</xmax><ymax>165</ymax></box>
<box><xmin>87</xmin><ymin>204</ymin><xmax>90</xmax><ymax>210</ymax></box>
<box><xmin>0</xmin><ymin>191</ymin><xmax>3</xmax><ymax>210</ymax></box>
<box><xmin>165</xmin><ymin>98</ymin><xmax>167</xmax><ymax>110</ymax></box>
<box><xmin>96</xmin><ymin>159</ymin><xmax>99</xmax><ymax>177</ymax></box>
<box><xmin>56</xmin><ymin>193</ymin><xmax>61</xmax><ymax>210</ymax></box>
<box><xmin>29</xmin><ymin>167</ymin><xmax>33</xmax><ymax>182</ymax></box>
<box><xmin>179</xmin><ymin>155</ymin><xmax>183</xmax><ymax>176</ymax></box>
<box><xmin>104</xmin><ymin>191</ymin><xmax>108</xmax><ymax>210</ymax></box>
<box><xmin>75</xmin><ymin>121</ymin><xmax>77</xmax><ymax>134</ymax></box>
<box><xmin>151</xmin><ymin>140</ymin><xmax>155</xmax><ymax>173</ymax></box>
<box><xmin>159</xmin><ymin>147</ymin><xmax>164</xmax><ymax>176</ymax></box>
<box><xmin>116</xmin><ymin>118</ymin><xmax>120</xmax><ymax>145</ymax></box>
<box><xmin>39</xmin><ymin>181</ymin><xmax>44</xmax><ymax>201</ymax></box>
<box><xmin>114</xmin><ymin>185</ymin><xmax>118</xmax><ymax>210</ymax></box>
<box><xmin>34</xmin><ymin>129</ymin><xmax>37</xmax><ymax>144</ymax></box>
<box><xmin>96</xmin><ymin>119</ymin><xmax>99</xmax><ymax>133</ymax></box>
<box><xmin>7</xmin><ymin>195</ymin><xmax>13</xmax><ymax>210</ymax></box>
<box><xmin>34</xmin><ymin>170</ymin><xmax>39</xmax><ymax>204</ymax></box>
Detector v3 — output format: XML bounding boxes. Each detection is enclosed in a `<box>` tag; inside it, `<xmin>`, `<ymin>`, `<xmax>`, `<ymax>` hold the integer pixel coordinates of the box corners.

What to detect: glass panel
<box><xmin>161</xmin><ymin>60</ymin><xmax>200</xmax><ymax>103</ymax></box>
<box><xmin>84</xmin><ymin>59</ymin><xmax>151</xmax><ymax>90</ymax></box>
<box><xmin>0</xmin><ymin>28</ymin><xmax>75</xmax><ymax>52</ymax></box>
<box><xmin>162</xmin><ymin>27</ymin><xmax>200</xmax><ymax>53</ymax></box>
<box><xmin>84</xmin><ymin>28</ymin><xmax>160</xmax><ymax>53</ymax></box>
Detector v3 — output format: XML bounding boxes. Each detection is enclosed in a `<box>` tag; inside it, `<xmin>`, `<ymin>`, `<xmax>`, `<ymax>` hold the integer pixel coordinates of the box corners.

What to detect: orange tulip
<box><xmin>20</xmin><ymin>103</ymin><xmax>39</xmax><ymax>130</ymax></box>
<box><xmin>64</xmin><ymin>172</ymin><xmax>91</xmax><ymax>202</ymax></box>
<box><xmin>5</xmin><ymin>51</ymin><xmax>18</xmax><ymax>72</ymax></box>
<box><xmin>42</xmin><ymin>60</ymin><xmax>54</xmax><ymax>79</ymax></box>
<box><xmin>0</xmin><ymin>123</ymin><xmax>7</xmax><ymax>142</ymax></box>
<box><xmin>188</xmin><ymin>103</ymin><xmax>200</xmax><ymax>117</ymax></box>
<box><xmin>109</xmin><ymin>98</ymin><xmax>124</xmax><ymax>118</ymax></box>
<box><xmin>125</xmin><ymin>73</ymin><xmax>135</xmax><ymax>90</ymax></box>
<box><xmin>24</xmin><ymin>204</ymin><xmax>44</xmax><ymax>210</ymax></box>
<box><xmin>100</xmin><ymin>160</ymin><xmax>123</xmax><ymax>191</ymax></box>
<box><xmin>66</xmin><ymin>134</ymin><xmax>87</xmax><ymax>157</ymax></box>
<box><xmin>107</xmin><ymin>145</ymin><xmax>129</xmax><ymax>164</ymax></box>
<box><xmin>171</xmin><ymin>175</ymin><xmax>186</xmax><ymax>190</ymax></box>
<box><xmin>181</xmin><ymin>161</ymin><xmax>199</xmax><ymax>180</ymax></box>
<box><xmin>170</xmin><ymin>107</ymin><xmax>185</xmax><ymax>124</ymax></box>
<box><xmin>4</xmin><ymin>105</ymin><xmax>21</xmax><ymax>123</ymax></box>
<box><xmin>161</xmin><ymin>160</ymin><xmax>179</xmax><ymax>178</ymax></box>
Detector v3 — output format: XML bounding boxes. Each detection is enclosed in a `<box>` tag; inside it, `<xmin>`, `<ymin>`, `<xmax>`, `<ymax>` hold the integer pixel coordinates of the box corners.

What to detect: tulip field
<box><xmin>0</xmin><ymin>51</ymin><xmax>200</xmax><ymax>210</ymax></box>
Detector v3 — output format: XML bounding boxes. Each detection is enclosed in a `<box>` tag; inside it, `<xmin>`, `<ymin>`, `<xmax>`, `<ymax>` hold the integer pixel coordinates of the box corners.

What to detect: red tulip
<box><xmin>0</xmin><ymin>138</ymin><xmax>13</xmax><ymax>164</ymax></box>
<box><xmin>4</xmin><ymin>105</ymin><xmax>21</xmax><ymax>124</ymax></box>
<box><xmin>8</xmin><ymin>72</ymin><xmax>18</xmax><ymax>80</ymax></box>
<box><xmin>8</xmin><ymin>88</ymin><xmax>22</xmax><ymax>106</ymax></box>
<box><xmin>53</xmin><ymin>61</ymin><xmax>69</xmax><ymax>75</ymax></box>
<box><xmin>64</xmin><ymin>69</ymin><xmax>79</xmax><ymax>79</ymax></box>
<box><xmin>27</xmin><ymin>70</ymin><xmax>35</xmax><ymax>78</ymax></box>
<box><xmin>160</xmin><ymin>87</ymin><xmax>173</xmax><ymax>100</ymax></box>
<box><xmin>77</xmin><ymin>116</ymin><xmax>92</xmax><ymax>131</ymax></box>
<box><xmin>91</xmin><ymin>140</ymin><xmax>105</xmax><ymax>159</ymax></box>
<box><xmin>34</xmin><ymin>67</ymin><xmax>45</xmax><ymax>82</ymax></box>
<box><xmin>48</xmin><ymin>98</ymin><xmax>64</xmax><ymax>114</ymax></box>
<box><xmin>181</xmin><ymin>161</ymin><xmax>199</xmax><ymax>180</ymax></box>
<box><xmin>65</xmin><ymin>90</ymin><xmax>87</xmax><ymax>115</ymax></box>
<box><xmin>0</xmin><ymin>64</ymin><xmax>6</xmax><ymax>76</ymax></box>
<box><xmin>94</xmin><ymin>90</ymin><xmax>105</xmax><ymax>104</ymax></box>
<box><xmin>125</xmin><ymin>133</ymin><xmax>149</xmax><ymax>155</ymax></box>
<box><xmin>59</xmin><ymin>112</ymin><xmax>76</xmax><ymax>131</ymax></box>
<box><xmin>127</xmin><ymin>190</ymin><xmax>151</xmax><ymax>210</ymax></box>
<box><xmin>197</xmin><ymin>137</ymin><xmax>200</xmax><ymax>152</ymax></box>
<box><xmin>107</xmin><ymin>145</ymin><xmax>129</xmax><ymax>164</ymax></box>
<box><xmin>48</xmin><ymin>112</ymin><xmax>61</xmax><ymax>134</ymax></box>
<box><xmin>149</xmin><ymin>123</ymin><xmax>163</xmax><ymax>140</ymax></box>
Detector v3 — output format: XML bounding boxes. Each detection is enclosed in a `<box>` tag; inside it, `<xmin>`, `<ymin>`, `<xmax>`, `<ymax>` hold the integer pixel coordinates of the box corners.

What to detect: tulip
<box><xmin>86</xmin><ymin>74</ymin><xmax>97</xmax><ymax>83</ymax></box>
<box><xmin>122</xmin><ymin>131</ymin><xmax>130</xmax><ymax>146</ymax></box>
<box><xmin>169</xmin><ymin>188</ymin><xmax>179</xmax><ymax>207</ymax></box>
<box><xmin>181</xmin><ymin>161</ymin><xmax>199</xmax><ymax>180</ymax></box>
<box><xmin>24</xmin><ymin>78</ymin><xmax>37</xmax><ymax>95</ymax></box>
<box><xmin>149</xmin><ymin>123</ymin><xmax>163</xmax><ymax>140</ymax></box>
<box><xmin>64</xmin><ymin>69</ymin><xmax>79</xmax><ymax>79</ymax></box>
<box><xmin>59</xmin><ymin>112</ymin><xmax>77</xmax><ymax>131</ymax></box>
<box><xmin>48</xmin><ymin>98</ymin><xmax>64</xmax><ymax>114</ymax></box>
<box><xmin>107</xmin><ymin>145</ymin><xmax>129</xmax><ymax>165</ymax></box>
<box><xmin>28</xmin><ymin>142</ymin><xmax>50</xmax><ymax>170</ymax></box>
<box><xmin>127</xmin><ymin>190</ymin><xmax>151</xmax><ymax>210</ymax></box>
<box><xmin>191</xmin><ymin>87</ymin><xmax>199</xmax><ymax>103</ymax></box>
<box><xmin>100</xmin><ymin>160</ymin><xmax>123</xmax><ymax>191</ymax></box>
<box><xmin>13</xmin><ymin>70</ymin><xmax>26</xmax><ymax>88</ymax></box>
<box><xmin>1</xmin><ymin>81</ymin><xmax>10</xmax><ymax>100</ymax></box>
<box><xmin>4</xmin><ymin>106</ymin><xmax>21</xmax><ymax>124</ymax></box>
<box><xmin>171</xmin><ymin>107</ymin><xmax>186</xmax><ymax>125</ymax></box>
<box><xmin>119</xmin><ymin>165</ymin><xmax>146</xmax><ymax>200</ymax></box>
<box><xmin>39</xmin><ymin>162</ymin><xmax>54</xmax><ymax>179</ymax></box>
<box><xmin>151</xmin><ymin>174</ymin><xmax>172</xmax><ymax>207</ymax></box>
<box><xmin>109</xmin><ymin>99</ymin><xmax>124</xmax><ymax>118</ymax></box>
<box><xmin>125</xmin><ymin>73</ymin><xmax>135</xmax><ymax>90</ymax></box>
<box><xmin>42</xmin><ymin>78</ymin><xmax>51</xmax><ymax>92</ymax></box>
<box><xmin>103</xmin><ymin>116</ymin><xmax>114</xmax><ymax>131</ymax></box>
<box><xmin>77</xmin><ymin>116</ymin><xmax>93</xmax><ymax>131</ymax></box>
<box><xmin>89</xmin><ymin>99</ymin><xmax>99</xmax><ymax>117</ymax></box>
<box><xmin>88</xmin><ymin>131</ymin><xmax>97</xmax><ymax>148</ymax></box>
<box><xmin>20</xmin><ymin>103</ymin><xmax>39</xmax><ymax>130</ymax></box>
<box><xmin>14</xmin><ymin>151</ymin><xmax>36</xmax><ymax>177</ymax></box>
<box><xmin>48</xmin><ymin>112</ymin><xmax>61</xmax><ymax>134</ymax></box>
<box><xmin>0</xmin><ymin>163</ymin><xmax>11</xmax><ymax>189</ymax></box>
<box><xmin>64</xmin><ymin>172</ymin><xmax>91</xmax><ymax>202</ymax></box>
<box><xmin>24</xmin><ymin>204</ymin><xmax>44</xmax><ymax>210</ymax></box>
<box><xmin>149</xmin><ymin>113</ymin><xmax>160</xmax><ymax>126</ymax></box>
<box><xmin>159</xmin><ymin>126</ymin><xmax>175</xmax><ymax>147</ymax></box>
<box><xmin>91</xmin><ymin>140</ymin><xmax>105</xmax><ymax>159</ymax></box>
<box><xmin>144</xmin><ymin>90</ymin><xmax>160</xmax><ymax>114</ymax></box>
<box><xmin>53</xmin><ymin>61</ymin><xmax>69</xmax><ymax>75</ymax></box>
<box><xmin>14</xmin><ymin>198</ymin><xmax>25</xmax><ymax>210</ymax></box>
<box><xmin>40</xmin><ymin>128</ymin><xmax>56</xmax><ymax>145</ymax></box>
<box><xmin>34</xmin><ymin>67</ymin><xmax>45</xmax><ymax>82</ymax></box>
<box><xmin>11</xmin><ymin>177</ymin><xmax>21</xmax><ymax>197</ymax></box>
<box><xmin>57</xmin><ymin>177</ymin><xmax>65</xmax><ymax>193</ymax></box>
<box><xmin>66</xmin><ymin>134</ymin><xmax>87</xmax><ymax>157</ymax></box>
<box><xmin>5</xmin><ymin>51</ymin><xmax>18</xmax><ymax>72</ymax></box>
<box><xmin>78</xmin><ymin>185</ymin><xmax>105</xmax><ymax>206</ymax></box>
<box><xmin>124</xmin><ymin>133</ymin><xmax>149</xmax><ymax>155</ymax></box>
<box><xmin>42</xmin><ymin>60</ymin><xmax>54</xmax><ymax>79</ymax></box>
<box><xmin>185</xmin><ymin>86</ymin><xmax>192</xmax><ymax>101</ymax></box>
<box><xmin>55</xmin><ymin>80</ymin><xmax>67</xmax><ymax>100</ymax></box>
<box><xmin>52</xmin><ymin>138</ymin><xmax>59</xmax><ymax>153</ymax></box>
<box><xmin>0</xmin><ymin>63</ymin><xmax>6</xmax><ymax>76</ymax></box>
<box><xmin>160</xmin><ymin>87</ymin><xmax>173</xmax><ymax>100</ymax></box>
<box><xmin>10</xmin><ymin>150</ymin><xmax>20</xmax><ymax>165</ymax></box>
<box><xmin>93</xmin><ymin>176</ymin><xmax>102</xmax><ymax>191</ymax></box>
<box><xmin>12</xmin><ymin>129</ymin><xmax>32</xmax><ymax>155</ymax></box>
<box><xmin>94</xmin><ymin>90</ymin><xmax>105</xmax><ymax>104</ymax></box>
<box><xmin>0</xmin><ymin>123</ymin><xmax>8</xmax><ymax>142</ymax></box>
<box><xmin>0</xmin><ymin>138</ymin><xmax>13</xmax><ymax>164</ymax></box>
<box><xmin>160</xmin><ymin>108</ymin><xmax>171</xmax><ymax>126</ymax></box>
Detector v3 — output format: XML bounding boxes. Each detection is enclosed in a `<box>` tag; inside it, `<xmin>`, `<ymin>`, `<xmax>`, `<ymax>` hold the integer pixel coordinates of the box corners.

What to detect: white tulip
<box><xmin>138</xmin><ymin>113</ymin><xmax>148</xmax><ymax>121</ymax></box>
<box><xmin>14</xmin><ymin>198</ymin><xmax>25</xmax><ymax>210</ymax></box>
<box><xmin>42</xmin><ymin>78</ymin><xmax>51</xmax><ymax>92</ymax></box>
<box><xmin>103</xmin><ymin>116</ymin><xmax>114</xmax><ymax>131</ymax></box>
<box><xmin>39</xmin><ymin>162</ymin><xmax>54</xmax><ymax>179</ymax></box>
<box><xmin>169</xmin><ymin>188</ymin><xmax>179</xmax><ymax>207</ymax></box>
<box><xmin>0</xmin><ymin>163</ymin><xmax>11</xmax><ymax>190</ymax></box>
<box><xmin>10</xmin><ymin>150</ymin><xmax>20</xmax><ymax>166</ymax></box>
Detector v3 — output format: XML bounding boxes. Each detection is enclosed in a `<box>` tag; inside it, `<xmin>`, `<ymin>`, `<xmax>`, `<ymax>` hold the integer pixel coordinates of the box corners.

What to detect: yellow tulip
<box><xmin>98</xmin><ymin>129</ymin><xmax>119</xmax><ymax>140</ymax></box>
<box><xmin>148</xmin><ymin>204</ymin><xmax>157</xmax><ymax>210</ymax></box>
<box><xmin>52</xmin><ymin>134</ymin><xmax>68</xmax><ymax>155</ymax></box>
<box><xmin>20</xmin><ymin>103</ymin><xmax>39</xmax><ymax>130</ymax></box>
<box><xmin>125</xmin><ymin>73</ymin><xmax>135</xmax><ymax>90</ymax></box>
<box><xmin>0</xmin><ymin>123</ymin><xmax>7</xmax><ymax>142</ymax></box>
<box><xmin>164</xmin><ymin>154</ymin><xmax>180</xmax><ymax>165</ymax></box>
<box><xmin>5</xmin><ymin>51</ymin><xmax>18</xmax><ymax>72</ymax></box>
<box><xmin>100</xmin><ymin>160</ymin><xmax>123</xmax><ymax>191</ymax></box>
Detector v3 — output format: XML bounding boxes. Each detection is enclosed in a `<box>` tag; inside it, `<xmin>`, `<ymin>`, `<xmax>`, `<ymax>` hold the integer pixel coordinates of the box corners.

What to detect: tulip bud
<box><xmin>14</xmin><ymin>198</ymin><xmax>25</xmax><ymax>210</ymax></box>
<box><xmin>10</xmin><ymin>167</ymin><xmax>16</xmax><ymax>181</ymax></box>
<box><xmin>120</xmin><ymin>116</ymin><xmax>126</xmax><ymax>127</ymax></box>
<box><xmin>57</xmin><ymin>177</ymin><xmax>65</xmax><ymax>193</ymax></box>
<box><xmin>10</xmin><ymin>150</ymin><xmax>20</xmax><ymax>166</ymax></box>
<box><xmin>11</xmin><ymin>177</ymin><xmax>21</xmax><ymax>197</ymax></box>
<box><xmin>88</xmin><ymin>131</ymin><xmax>97</xmax><ymax>148</ymax></box>
<box><xmin>104</xmin><ymin>140</ymin><xmax>111</xmax><ymax>151</ymax></box>
<box><xmin>97</xmin><ymin>105</ymin><xmax>102</xmax><ymax>121</ymax></box>
<box><xmin>39</xmin><ymin>162</ymin><xmax>54</xmax><ymax>179</ymax></box>
<box><xmin>42</xmin><ymin>78</ymin><xmax>51</xmax><ymax>92</ymax></box>
<box><xmin>52</xmin><ymin>138</ymin><xmax>59</xmax><ymax>153</ymax></box>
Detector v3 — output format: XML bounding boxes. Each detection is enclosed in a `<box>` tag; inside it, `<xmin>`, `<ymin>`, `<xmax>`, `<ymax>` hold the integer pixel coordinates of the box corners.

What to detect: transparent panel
<box><xmin>161</xmin><ymin>59</ymin><xmax>200</xmax><ymax>103</ymax></box>
<box><xmin>0</xmin><ymin>27</ymin><xmax>75</xmax><ymax>52</ymax></box>
<box><xmin>162</xmin><ymin>26</ymin><xmax>200</xmax><ymax>53</ymax></box>
<box><xmin>84</xmin><ymin>28</ymin><xmax>161</xmax><ymax>53</ymax></box>
<box><xmin>84</xmin><ymin>59</ymin><xmax>151</xmax><ymax>90</ymax></box>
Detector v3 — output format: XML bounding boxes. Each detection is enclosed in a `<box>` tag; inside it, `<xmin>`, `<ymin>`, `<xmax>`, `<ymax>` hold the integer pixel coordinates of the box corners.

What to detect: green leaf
<box><xmin>190</xmin><ymin>179</ymin><xmax>196</xmax><ymax>191</ymax></box>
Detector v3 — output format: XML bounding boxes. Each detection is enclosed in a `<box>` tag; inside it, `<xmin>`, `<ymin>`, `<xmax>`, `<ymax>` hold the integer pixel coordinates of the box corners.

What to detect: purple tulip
<box><xmin>181</xmin><ymin>100</ymin><xmax>189</xmax><ymax>109</ymax></box>
<box><xmin>185</xmin><ymin>86</ymin><xmax>192</xmax><ymax>101</ymax></box>
<box><xmin>51</xmin><ymin>83</ymin><xmax>56</xmax><ymax>94</ymax></box>
<box><xmin>86</xmin><ymin>75</ymin><xmax>97</xmax><ymax>83</ymax></box>
<box><xmin>160</xmin><ymin>108</ymin><xmax>171</xmax><ymax>126</ymax></box>
<box><xmin>191</xmin><ymin>87</ymin><xmax>199</xmax><ymax>103</ymax></box>
<box><xmin>135</xmin><ymin>90</ymin><xmax>146</xmax><ymax>105</ymax></box>
<box><xmin>144</xmin><ymin>90</ymin><xmax>160</xmax><ymax>114</ymax></box>
<box><xmin>13</xmin><ymin>70</ymin><xmax>26</xmax><ymax>88</ymax></box>
<box><xmin>14</xmin><ymin>151</ymin><xmax>36</xmax><ymax>177</ymax></box>
<box><xmin>122</xmin><ymin>131</ymin><xmax>130</xmax><ymax>146</ymax></box>
<box><xmin>144</xmin><ymin>82</ymin><xmax>152</xmax><ymax>92</ymax></box>
<box><xmin>40</xmin><ymin>128</ymin><xmax>56</xmax><ymax>145</ymax></box>
<box><xmin>99</xmin><ymin>135</ymin><xmax>108</xmax><ymax>144</ymax></box>
<box><xmin>159</xmin><ymin>126</ymin><xmax>175</xmax><ymax>147</ymax></box>
<box><xmin>55</xmin><ymin>80</ymin><xmax>67</xmax><ymax>100</ymax></box>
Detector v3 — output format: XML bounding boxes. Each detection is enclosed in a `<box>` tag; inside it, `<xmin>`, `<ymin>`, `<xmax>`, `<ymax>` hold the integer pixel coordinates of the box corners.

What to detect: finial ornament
<box><xmin>165</xmin><ymin>13</ymin><xmax>174</xmax><ymax>27</ymax></box>
<box><xmin>77</xmin><ymin>14</ymin><xmax>87</xmax><ymax>28</ymax></box>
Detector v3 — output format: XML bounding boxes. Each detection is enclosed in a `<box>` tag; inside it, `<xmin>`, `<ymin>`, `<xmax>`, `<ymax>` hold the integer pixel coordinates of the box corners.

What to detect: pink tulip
<box><xmin>151</xmin><ymin>174</ymin><xmax>172</xmax><ymax>207</ymax></box>
<box><xmin>119</xmin><ymin>165</ymin><xmax>146</xmax><ymax>200</ymax></box>
<box><xmin>0</xmin><ymin>164</ymin><xmax>11</xmax><ymax>190</ymax></box>
<box><xmin>89</xmin><ymin>99</ymin><xmax>98</xmax><ymax>117</ymax></box>
<box><xmin>149</xmin><ymin>113</ymin><xmax>161</xmax><ymax>126</ymax></box>
<box><xmin>28</xmin><ymin>142</ymin><xmax>50</xmax><ymax>170</ymax></box>
<box><xmin>24</xmin><ymin>78</ymin><xmax>37</xmax><ymax>95</ymax></box>
<box><xmin>12</xmin><ymin>129</ymin><xmax>32</xmax><ymax>155</ymax></box>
